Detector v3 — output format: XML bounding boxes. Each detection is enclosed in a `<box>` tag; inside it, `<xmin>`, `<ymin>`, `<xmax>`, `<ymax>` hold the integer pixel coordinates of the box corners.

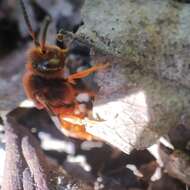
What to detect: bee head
<box><xmin>20</xmin><ymin>0</ymin><xmax>69</xmax><ymax>73</ymax></box>
<box><xmin>29</xmin><ymin>46</ymin><xmax>68</xmax><ymax>73</ymax></box>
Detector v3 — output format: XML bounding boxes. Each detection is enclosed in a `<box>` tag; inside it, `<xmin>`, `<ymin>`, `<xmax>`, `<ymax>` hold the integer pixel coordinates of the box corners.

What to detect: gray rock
<box><xmin>79</xmin><ymin>0</ymin><xmax>190</xmax><ymax>88</ymax></box>
<box><xmin>76</xmin><ymin>0</ymin><xmax>190</xmax><ymax>153</ymax></box>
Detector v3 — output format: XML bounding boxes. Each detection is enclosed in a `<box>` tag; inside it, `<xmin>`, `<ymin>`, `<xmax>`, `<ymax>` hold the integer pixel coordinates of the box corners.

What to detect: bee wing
<box><xmin>35</xmin><ymin>94</ymin><xmax>56</xmax><ymax>116</ymax></box>
<box><xmin>35</xmin><ymin>94</ymin><xmax>72</xmax><ymax>136</ymax></box>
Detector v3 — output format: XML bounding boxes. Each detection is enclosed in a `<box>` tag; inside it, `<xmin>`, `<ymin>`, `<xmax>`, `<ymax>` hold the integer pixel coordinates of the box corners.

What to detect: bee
<box><xmin>20</xmin><ymin>0</ymin><xmax>108</xmax><ymax>140</ymax></box>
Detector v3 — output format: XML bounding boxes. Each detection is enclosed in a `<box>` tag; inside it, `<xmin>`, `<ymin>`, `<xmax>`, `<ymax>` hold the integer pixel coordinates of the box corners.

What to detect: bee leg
<box><xmin>83</xmin><ymin>118</ymin><xmax>106</xmax><ymax>127</ymax></box>
<box><xmin>35</xmin><ymin>94</ymin><xmax>56</xmax><ymax>116</ymax></box>
<box><xmin>61</xmin><ymin>115</ymin><xmax>105</xmax><ymax>129</ymax></box>
<box><xmin>59</xmin><ymin>119</ymin><xmax>93</xmax><ymax>140</ymax></box>
<box><xmin>66</xmin><ymin>63</ymin><xmax>109</xmax><ymax>83</ymax></box>
<box><xmin>87</xmin><ymin>111</ymin><xmax>106</xmax><ymax>122</ymax></box>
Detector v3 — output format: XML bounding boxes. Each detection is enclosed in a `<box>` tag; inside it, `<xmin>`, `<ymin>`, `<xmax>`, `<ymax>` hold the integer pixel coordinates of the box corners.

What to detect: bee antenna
<box><xmin>19</xmin><ymin>0</ymin><xmax>39</xmax><ymax>46</ymax></box>
<box><xmin>41</xmin><ymin>16</ymin><xmax>51</xmax><ymax>53</ymax></box>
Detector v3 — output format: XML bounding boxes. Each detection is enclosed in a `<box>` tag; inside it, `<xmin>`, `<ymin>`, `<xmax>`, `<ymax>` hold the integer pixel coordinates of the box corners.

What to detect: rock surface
<box><xmin>75</xmin><ymin>0</ymin><xmax>190</xmax><ymax>153</ymax></box>
<box><xmin>79</xmin><ymin>0</ymin><xmax>190</xmax><ymax>88</ymax></box>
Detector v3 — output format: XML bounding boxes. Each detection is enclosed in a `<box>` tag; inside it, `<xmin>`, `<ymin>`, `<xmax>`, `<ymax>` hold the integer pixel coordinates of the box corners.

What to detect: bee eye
<box><xmin>49</xmin><ymin>58</ymin><xmax>60</xmax><ymax>65</ymax></box>
<box><xmin>32</xmin><ymin>58</ymin><xmax>62</xmax><ymax>72</ymax></box>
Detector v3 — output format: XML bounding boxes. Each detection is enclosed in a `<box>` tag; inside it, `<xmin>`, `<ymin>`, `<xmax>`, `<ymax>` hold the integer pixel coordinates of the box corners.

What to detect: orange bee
<box><xmin>20</xmin><ymin>0</ymin><xmax>107</xmax><ymax>140</ymax></box>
